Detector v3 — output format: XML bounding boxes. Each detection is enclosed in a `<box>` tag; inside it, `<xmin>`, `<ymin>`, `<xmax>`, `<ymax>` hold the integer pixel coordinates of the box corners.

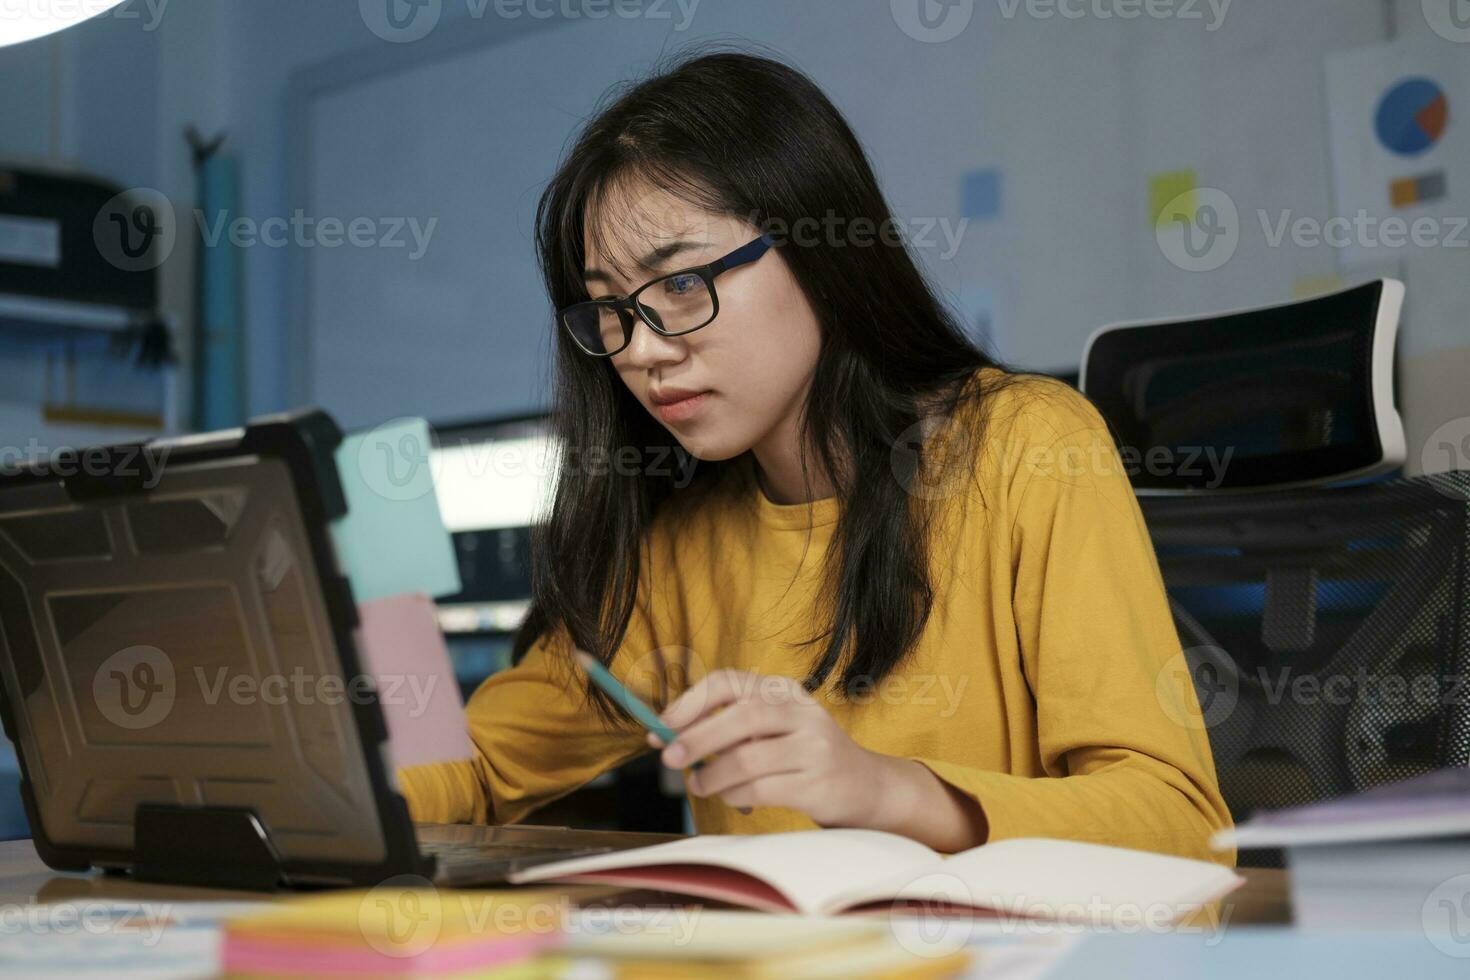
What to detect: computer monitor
<box><xmin>432</xmin><ymin>414</ymin><xmax>556</xmax><ymax>534</ymax></box>
<box><xmin>428</xmin><ymin>414</ymin><xmax>554</xmax><ymax>679</ymax></box>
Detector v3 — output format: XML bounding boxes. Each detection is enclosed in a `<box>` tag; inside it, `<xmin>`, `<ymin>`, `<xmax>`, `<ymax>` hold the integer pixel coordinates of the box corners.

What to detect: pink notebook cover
<box><xmin>559</xmin><ymin>866</ymin><xmax>800</xmax><ymax>914</ymax></box>
<box><xmin>353</xmin><ymin>592</ymin><xmax>474</xmax><ymax>769</ymax></box>
<box><xmin>221</xmin><ymin>929</ymin><xmax>554</xmax><ymax>975</ymax></box>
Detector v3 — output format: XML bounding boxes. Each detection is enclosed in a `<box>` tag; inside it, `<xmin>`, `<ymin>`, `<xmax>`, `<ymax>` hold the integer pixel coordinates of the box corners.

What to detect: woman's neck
<box><xmin>748</xmin><ymin>380</ymin><xmax>965</xmax><ymax>505</ymax></box>
<box><xmin>752</xmin><ymin>452</ymin><xmax>836</xmax><ymax>505</ymax></box>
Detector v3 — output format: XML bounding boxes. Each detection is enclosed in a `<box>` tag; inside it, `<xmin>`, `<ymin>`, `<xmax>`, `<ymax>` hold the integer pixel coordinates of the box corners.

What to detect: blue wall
<box><xmin>0</xmin><ymin>0</ymin><xmax>1465</xmax><ymax>439</ymax></box>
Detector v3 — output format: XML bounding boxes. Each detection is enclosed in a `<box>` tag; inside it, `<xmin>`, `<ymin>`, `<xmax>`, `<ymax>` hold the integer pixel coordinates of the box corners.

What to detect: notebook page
<box><xmin>833</xmin><ymin>838</ymin><xmax>1243</xmax><ymax>923</ymax></box>
<box><xmin>509</xmin><ymin>830</ymin><xmax>939</xmax><ymax>914</ymax></box>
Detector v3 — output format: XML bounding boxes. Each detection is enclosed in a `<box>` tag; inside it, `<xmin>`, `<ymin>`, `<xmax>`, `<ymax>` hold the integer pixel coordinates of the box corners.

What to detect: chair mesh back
<box><xmin>1140</xmin><ymin>472</ymin><xmax>1470</xmax><ymax>866</ymax></box>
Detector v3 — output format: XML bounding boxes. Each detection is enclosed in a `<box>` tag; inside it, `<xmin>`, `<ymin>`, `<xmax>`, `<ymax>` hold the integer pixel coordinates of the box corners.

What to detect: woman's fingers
<box><xmin>715</xmin><ymin>770</ymin><xmax>812</xmax><ymax>812</ymax></box>
<box><xmin>642</xmin><ymin>671</ymin><xmax>858</xmax><ymax>822</ymax></box>
<box><xmin>687</xmin><ymin>733</ymin><xmax>805</xmax><ymax>798</ymax></box>
<box><xmin>662</xmin><ymin>696</ymin><xmax>793</xmax><ymax>768</ymax></box>
<box><xmin>660</xmin><ymin>669</ymin><xmax>811</xmax><ymax>731</ymax></box>
<box><xmin>659</xmin><ymin>669</ymin><xmax>750</xmax><ymax>730</ymax></box>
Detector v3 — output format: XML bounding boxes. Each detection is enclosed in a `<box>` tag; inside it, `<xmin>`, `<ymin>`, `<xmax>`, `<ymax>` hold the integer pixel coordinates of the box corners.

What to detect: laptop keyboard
<box><xmin>419</xmin><ymin>839</ymin><xmax>614</xmax><ymax>882</ymax></box>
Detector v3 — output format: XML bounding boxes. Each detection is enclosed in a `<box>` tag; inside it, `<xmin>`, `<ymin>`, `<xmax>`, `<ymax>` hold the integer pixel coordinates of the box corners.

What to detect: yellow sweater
<box><xmin>398</xmin><ymin>371</ymin><xmax>1236</xmax><ymax>867</ymax></box>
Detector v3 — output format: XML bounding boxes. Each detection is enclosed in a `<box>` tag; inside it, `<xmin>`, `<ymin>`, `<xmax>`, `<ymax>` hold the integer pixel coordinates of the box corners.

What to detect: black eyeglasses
<box><xmin>558</xmin><ymin>234</ymin><xmax>774</xmax><ymax>357</ymax></box>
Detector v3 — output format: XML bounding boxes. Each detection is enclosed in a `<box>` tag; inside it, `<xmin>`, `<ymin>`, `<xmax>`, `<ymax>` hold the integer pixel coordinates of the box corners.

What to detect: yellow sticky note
<box><xmin>1150</xmin><ymin>170</ymin><xmax>1198</xmax><ymax>230</ymax></box>
<box><xmin>1292</xmin><ymin>275</ymin><xmax>1345</xmax><ymax>300</ymax></box>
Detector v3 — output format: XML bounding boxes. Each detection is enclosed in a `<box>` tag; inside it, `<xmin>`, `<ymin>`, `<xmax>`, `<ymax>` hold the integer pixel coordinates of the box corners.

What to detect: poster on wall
<box><xmin>1325</xmin><ymin>39</ymin><xmax>1467</xmax><ymax>268</ymax></box>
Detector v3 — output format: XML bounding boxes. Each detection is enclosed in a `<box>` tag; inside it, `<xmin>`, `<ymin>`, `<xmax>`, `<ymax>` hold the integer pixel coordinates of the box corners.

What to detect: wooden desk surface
<box><xmin>0</xmin><ymin>824</ymin><xmax>681</xmax><ymax>908</ymax></box>
<box><xmin>0</xmin><ymin>826</ymin><xmax>1291</xmax><ymax>929</ymax></box>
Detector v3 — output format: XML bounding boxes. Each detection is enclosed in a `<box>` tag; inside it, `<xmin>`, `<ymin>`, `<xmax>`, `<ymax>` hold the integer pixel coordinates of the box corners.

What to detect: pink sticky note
<box><xmin>354</xmin><ymin>593</ymin><xmax>475</xmax><ymax>768</ymax></box>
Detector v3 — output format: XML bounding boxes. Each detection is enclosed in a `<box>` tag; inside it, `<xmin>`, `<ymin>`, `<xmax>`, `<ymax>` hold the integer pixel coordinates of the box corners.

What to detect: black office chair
<box><xmin>1082</xmin><ymin>280</ymin><xmax>1470</xmax><ymax>867</ymax></box>
<box><xmin>1141</xmin><ymin>474</ymin><xmax>1470</xmax><ymax>866</ymax></box>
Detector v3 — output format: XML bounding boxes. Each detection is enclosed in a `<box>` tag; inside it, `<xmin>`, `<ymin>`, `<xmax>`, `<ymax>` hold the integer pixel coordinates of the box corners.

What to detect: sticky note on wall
<box><xmin>1149</xmin><ymin>170</ymin><xmax>1198</xmax><ymax>229</ymax></box>
<box><xmin>961</xmin><ymin>168</ymin><xmax>1003</xmax><ymax>220</ymax></box>
<box><xmin>332</xmin><ymin>418</ymin><xmax>462</xmax><ymax>604</ymax></box>
<box><xmin>1292</xmin><ymin>275</ymin><xmax>1346</xmax><ymax>300</ymax></box>
<box><xmin>355</xmin><ymin>592</ymin><xmax>473</xmax><ymax>769</ymax></box>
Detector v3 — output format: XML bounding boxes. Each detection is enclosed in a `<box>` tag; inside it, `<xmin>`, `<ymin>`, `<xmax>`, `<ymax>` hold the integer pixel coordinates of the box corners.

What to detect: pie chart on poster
<box><xmin>1375</xmin><ymin>77</ymin><xmax>1450</xmax><ymax>157</ymax></box>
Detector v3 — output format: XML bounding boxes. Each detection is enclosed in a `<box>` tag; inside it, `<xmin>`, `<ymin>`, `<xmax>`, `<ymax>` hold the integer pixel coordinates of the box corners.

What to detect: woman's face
<box><xmin>581</xmin><ymin>177</ymin><xmax>822</xmax><ymax>462</ymax></box>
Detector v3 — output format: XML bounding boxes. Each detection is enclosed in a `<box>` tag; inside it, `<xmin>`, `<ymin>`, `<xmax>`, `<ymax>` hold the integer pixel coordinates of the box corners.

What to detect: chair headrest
<box><xmin>1080</xmin><ymin>280</ymin><xmax>1405</xmax><ymax>494</ymax></box>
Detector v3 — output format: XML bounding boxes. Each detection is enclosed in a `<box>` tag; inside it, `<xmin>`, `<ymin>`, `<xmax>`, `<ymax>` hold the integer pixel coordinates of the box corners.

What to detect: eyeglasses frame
<box><xmin>558</xmin><ymin>233</ymin><xmax>775</xmax><ymax>357</ymax></box>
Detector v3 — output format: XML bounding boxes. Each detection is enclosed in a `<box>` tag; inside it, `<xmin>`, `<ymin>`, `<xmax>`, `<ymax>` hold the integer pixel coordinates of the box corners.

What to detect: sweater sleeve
<box><xmin>912</xmin><ymin>389</ymin><xmax>1236</xmax><ymax>866</ymax></box>
<box><xmin>396</xmin><ymin>574</ymin><xmax>665</xmax><ymax>826</ymax></box>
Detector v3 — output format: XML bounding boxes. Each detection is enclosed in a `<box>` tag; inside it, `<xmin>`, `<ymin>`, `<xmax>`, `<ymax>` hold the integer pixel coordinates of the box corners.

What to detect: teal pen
<box><xmin>573</xmin><ymin>651</ymin><xmax>704</xmax><ymax>770</ymax></box>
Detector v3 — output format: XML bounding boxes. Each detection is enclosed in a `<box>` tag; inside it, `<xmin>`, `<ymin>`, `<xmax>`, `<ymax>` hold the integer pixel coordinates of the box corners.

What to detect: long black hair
<box><xmin>516</xmin><ymin>44</ymin><xmax>1023</xmax><ymax>720</ymax></box>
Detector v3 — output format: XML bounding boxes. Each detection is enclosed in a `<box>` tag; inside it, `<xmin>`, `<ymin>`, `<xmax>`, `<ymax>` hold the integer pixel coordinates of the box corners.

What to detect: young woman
<box><xmin>398</xmin><ymin>48</ymin><xmax>1235</xmax><ymax>866</ymax></box>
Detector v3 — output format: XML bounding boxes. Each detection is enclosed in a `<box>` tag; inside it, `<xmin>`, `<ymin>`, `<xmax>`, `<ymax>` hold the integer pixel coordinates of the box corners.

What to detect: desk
<box><xmin>0</xmin><ymin>824</ymin><xmax>684</xmax><ymax>907</ymax></box>
<box><xmin>6</xmin><ymin>831</ymin><xmax>1455</xmax><ymax>979</ymax></box>
<box><xmin>1045</xmin><ymin>929</ymin><xmax>1470</xmax><ymax>979</ymax></box>
<box><xmin>0</xmin><ymin>825</ymin><xmax>1287</xmax><ymax>924</ymax></box>
<box><xmin>0</xmin><ymin>829</ymin><xmax>1324</xmax><ymax>980</ymax></box>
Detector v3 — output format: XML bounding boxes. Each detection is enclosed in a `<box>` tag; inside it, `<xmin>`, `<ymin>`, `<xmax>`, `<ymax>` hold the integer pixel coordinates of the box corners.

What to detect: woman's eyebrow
<box><xmin>584</xmin><ymin>239</ymin><xmax>711</xmax><ymax>285</ymax></box>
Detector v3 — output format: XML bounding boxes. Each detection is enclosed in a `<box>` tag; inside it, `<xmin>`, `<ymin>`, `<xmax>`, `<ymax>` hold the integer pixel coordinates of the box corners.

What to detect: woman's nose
<box><xmin>619</xmin><ymin>313</ymin><xmax>687</xmax><ymax>369</ymax></box>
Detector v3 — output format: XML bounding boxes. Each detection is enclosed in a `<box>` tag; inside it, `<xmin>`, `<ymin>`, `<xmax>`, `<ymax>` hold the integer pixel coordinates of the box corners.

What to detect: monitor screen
<box><xmin>430</xmin><ymin>416</ymin><xmax>557</xmax><ymax>532</ymax></box>
<box><xmin>429</xmin><ymin>415</ymin><xmax>554</xmax><ymax>640</ymax></box>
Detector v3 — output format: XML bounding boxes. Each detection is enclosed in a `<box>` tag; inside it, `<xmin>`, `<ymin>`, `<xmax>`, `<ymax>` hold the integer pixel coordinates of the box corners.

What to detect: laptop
<box><xmin>0</xmin><ymin>409</ymin><xmax>658</xmax><ymax>890</ymax></box>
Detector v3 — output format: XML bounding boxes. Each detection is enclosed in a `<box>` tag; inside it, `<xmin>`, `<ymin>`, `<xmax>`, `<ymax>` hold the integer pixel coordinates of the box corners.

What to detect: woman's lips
<box><xmin>655</xmin><ymin>391</ymin><xmax>711</xmax><ymax>424</ymax></box>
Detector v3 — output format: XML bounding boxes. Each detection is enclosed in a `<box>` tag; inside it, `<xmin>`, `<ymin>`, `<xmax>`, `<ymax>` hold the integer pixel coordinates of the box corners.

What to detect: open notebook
<box><xmin>509</xmin><ymin>830</ymin><xmax>1243</xmax><ymax>922</ymax></box>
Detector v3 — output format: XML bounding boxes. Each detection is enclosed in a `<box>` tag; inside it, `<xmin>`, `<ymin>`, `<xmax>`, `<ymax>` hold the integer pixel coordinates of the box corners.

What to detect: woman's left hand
<box><xmin>648</xmin><ymin>669</ymin><xmax>920</xmax><ymax>829</ymax></box>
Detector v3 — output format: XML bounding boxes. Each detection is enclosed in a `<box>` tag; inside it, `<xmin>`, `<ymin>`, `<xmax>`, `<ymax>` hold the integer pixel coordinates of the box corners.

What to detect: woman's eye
<box><xmin>665</xmin><ymin>274</ymin><xmax>700</xmax><ymax>295</ymax></box>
